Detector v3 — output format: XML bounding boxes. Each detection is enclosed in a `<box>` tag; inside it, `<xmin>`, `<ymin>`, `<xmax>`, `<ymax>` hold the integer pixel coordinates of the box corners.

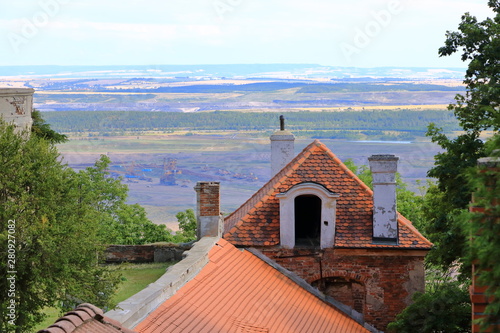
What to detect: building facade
<box><xmin>0</xmin><ymin>88</ymin><xmax>34</xmax><ymax>133</ymax></box>
<box><xmin>220</xmin><ymin>128</ymin><xmax>432</xmax><ymax>331</ymax></box>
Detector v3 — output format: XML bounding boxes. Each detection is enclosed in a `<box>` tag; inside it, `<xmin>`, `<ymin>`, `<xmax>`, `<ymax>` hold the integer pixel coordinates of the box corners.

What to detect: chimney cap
<box><xmin>272</xmin><ymin>115</ymin><xmax>294</xmax><ymax>136</ymax></box>
<box><xmin>368</xmin><ymin>154</ymin><xmax>399</xmax><ymax>161</ymax></box>
<box><xmin>478</xmin><ymin>154</ymin><xmax>500</xmax><ymax>168</ymax></box>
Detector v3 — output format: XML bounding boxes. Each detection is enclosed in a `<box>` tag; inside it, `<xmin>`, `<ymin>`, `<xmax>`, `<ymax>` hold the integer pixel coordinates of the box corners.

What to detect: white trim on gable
<box><xmin>276</xmin><ymin>182</ymin><xmax>341</xmax><ymax>249</ymax></box>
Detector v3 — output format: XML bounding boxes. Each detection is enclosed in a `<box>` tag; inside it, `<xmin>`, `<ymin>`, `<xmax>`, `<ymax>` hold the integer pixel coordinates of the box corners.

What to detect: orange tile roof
<box><xmin>135</xmin><ymin>238</ymin><xmax>370</xmax><ymax>333</ymax></box>
<box><xmin>224</xmin><ymin>140</ymin><xmax>432</xmax><ymax>249</ymax></box>
<box><xmin>37</xmin><ymin>303</ymin><xmax>136</xmax><ymax>333</ymax></box>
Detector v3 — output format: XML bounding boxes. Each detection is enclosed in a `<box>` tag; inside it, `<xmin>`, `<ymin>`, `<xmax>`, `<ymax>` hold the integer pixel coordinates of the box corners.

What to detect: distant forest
<box><xmin>42</xmin><ymin>110</ymin><xmax>459</xmax><ymax>141</ymax></box>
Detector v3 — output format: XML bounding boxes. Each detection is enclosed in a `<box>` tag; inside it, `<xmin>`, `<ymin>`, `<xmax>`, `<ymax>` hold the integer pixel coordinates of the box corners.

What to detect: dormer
<box><xmin>224</xmin><ymin>137</ymin><xmax>431</xmax><ymax>252</ymax></box>
<box><xmin>277</xmin><ymin>182</ymin><xmax>340</xmax><ymax>249</ymax></box>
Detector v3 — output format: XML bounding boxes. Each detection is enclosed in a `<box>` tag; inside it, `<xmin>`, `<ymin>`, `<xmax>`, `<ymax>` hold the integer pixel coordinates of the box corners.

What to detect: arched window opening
<box><xmin>295</xmin><ymin>194</ymin><xmax>321</xmax><ymax>247</ymax></box>
<box><xmin>277</xmin><ymin>182</ymin><xmax>340</xmax><ymax>249</ymax></box>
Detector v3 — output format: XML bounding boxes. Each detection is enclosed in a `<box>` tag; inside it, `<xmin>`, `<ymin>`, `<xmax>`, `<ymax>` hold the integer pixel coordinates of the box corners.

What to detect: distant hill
<box><xmin>0</xmin><ymin>64</ymin><xmax>466</xmax><ymax>80</ymax></box>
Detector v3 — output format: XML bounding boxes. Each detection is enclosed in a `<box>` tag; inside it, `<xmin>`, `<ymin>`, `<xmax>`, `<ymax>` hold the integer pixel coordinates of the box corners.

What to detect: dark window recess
<box><xmin>295</xmin><ymin>195</ymin><xmax>321</xmax><ymax>247</ymax></box>
<box><xmin>312</xmin><ymin>277</ymin><xmax>365</xmax><ymax>315</ymax></box>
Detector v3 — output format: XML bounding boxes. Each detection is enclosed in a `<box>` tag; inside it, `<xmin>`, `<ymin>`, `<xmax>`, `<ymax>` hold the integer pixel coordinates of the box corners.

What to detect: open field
<box><xmin>0</xmin><ymin>75</ymin><xmax>465</xmax><ymax>112</ymax></box>
<box><xmin>5</xmin><ymin>72</ymin><xmax>461</xmax><ymax>228</ymax></box>
<box><xmin>57</xmin><ymin>133</ymin><xmax>442</xmax><ymax>228</ymax></box>
<box><xmin>34</xmin><ymin>262</ymin><xmax>174</xmax><ymax>331</ymax></box>
<box><xmin>219</xmin><ymin>104</ymin><xmax>451</xmax><ymax>112</ymax></box>
<box><xmin>33</xmin><ymin>89</ymin><xmax>459</xmax><ymax>112</ymax></box>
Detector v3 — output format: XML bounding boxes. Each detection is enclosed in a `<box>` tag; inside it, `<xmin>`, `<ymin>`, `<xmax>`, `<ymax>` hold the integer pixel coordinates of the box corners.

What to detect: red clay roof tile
<box><xmin>135</xmin><ymin>238</ymin><xmax>369</xmax><ymax>333</ymax></box>
<box><xmin>224</xmin><ymin>140</ymin><xmax>432</xmax><ymax>249</ymax></box>
<box><xmin>37</xmin><ymin>303</ymin><xmax>136</xmax><ymax>333</ymax></box>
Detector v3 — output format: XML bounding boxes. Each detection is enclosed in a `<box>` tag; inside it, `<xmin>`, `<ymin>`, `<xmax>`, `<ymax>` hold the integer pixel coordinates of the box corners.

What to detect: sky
<box><xmin>0</xmin><ymin>0</ymin><xmax>495</xmax><ymax>68</ymax></box>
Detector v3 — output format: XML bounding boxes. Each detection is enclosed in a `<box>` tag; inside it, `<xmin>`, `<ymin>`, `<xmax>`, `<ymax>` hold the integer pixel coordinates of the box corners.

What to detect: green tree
<box><xmin>31</xmin><ymin>109</ymin><xmax>68</xmax><ymax>144</ymax></box>
<box><xmin>424</xmin><ymin>0</ymin><xmax>500</xmax><ymax>270</ymax></box>
<box><xmin>344</xmin><ymin>159</ymin><xmax>426</xmax><ymax>229</ymax></box>
<box><xmin>344</xmin><ymin>159</ymin><xmax>372</xmax><ymax>187</ymax></box>
<box><xmin>106</xmin><ymin>204</ymin><xmax>173</xmax><ymax>245</ymax></box>
<box><xmin>464</xmin><ymin>135</ymin><xmax>500</xmax><ymax>330</ymax></box>
<box><xmin>438</xmin><ymin>1</ymin><xmax>500</xmax><ymax>133</ymax></box>
<box><xmin>387</xmin><ymin>280</ymin><xmax>471</xmax><ymax>333</ymax></box>
<box><xmin>0</xmin><ymin>121</ymin><xmax>174</xmax><ymax>331</ymax></box>
<box><xmin>423</xmin><ymin>126</ymin><xmax>484</xmax><ymax>269</ymax></box>
<box><xmin>77</xmin><ymin>155</ymin><xmax>173</xmax><ymax>245</ymax></box>
<box><xmin>0</xmin><ymin>123</ymin><xmax>119</xmax><ymax>332</ymax></box>
<box><xmin>173</xmin><ymin>209</ymin><xmax>197</xmax><ymax>242</ymax></box>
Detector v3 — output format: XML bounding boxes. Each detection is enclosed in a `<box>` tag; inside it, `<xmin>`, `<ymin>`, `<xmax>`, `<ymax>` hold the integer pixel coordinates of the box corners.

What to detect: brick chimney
<box><xmin>270</xmin><ymin>115</ymin><xmax>295</xmax><ymax>177</ymax></box>
<box><xmin>368</xmin><ymin>154</ymin><xmax>399</xmax><ymax>242</ymax></box>
<box><xmin>194</xmin><ymin>182</ymin><xmax>222</xmax><ymax>240</ymax></box>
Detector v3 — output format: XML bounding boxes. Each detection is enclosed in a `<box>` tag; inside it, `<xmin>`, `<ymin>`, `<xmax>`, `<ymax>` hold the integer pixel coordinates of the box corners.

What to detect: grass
<box><xmin>110</xmin><ymin>262</ymin><xmax>175</xmax><ymax>304</ymax></box>
<box><xmin>34</xmin><ymin>308</ymin><xmax>62</xmax><ymax>333</ymax></box>
<box><xmin>33</xmin><ymin>262</ymin><xmax>175</xmax><ymax>332</ymax></box>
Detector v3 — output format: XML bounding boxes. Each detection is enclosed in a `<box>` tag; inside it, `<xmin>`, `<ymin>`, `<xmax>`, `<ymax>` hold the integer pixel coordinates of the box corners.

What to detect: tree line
<box><xmin>41</xmin><ymin>109</ymin><xmax>460</xmax><ymax>137</ymax></box>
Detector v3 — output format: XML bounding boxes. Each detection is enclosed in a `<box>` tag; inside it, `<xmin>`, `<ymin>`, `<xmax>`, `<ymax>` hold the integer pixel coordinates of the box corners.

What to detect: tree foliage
<box><xmin>0</xmin><ymin>120</ymin><xmax>177</xmax><ymax>331</ymax></box>
<box><xmin>31</xmin><ymin>109</ymin><xmax>68</xmax><ymax>144</ymax></box>
<box><xmin>424</xmin><ymin>125</ymin><xmax>485</xmax><ymax>269</ymax></box>
<box><xmin>41</xmin><ymin>110</ymin><xmax>459</xmax><ymax>139</ymax></box>
<box><xmin>173</xmin><ymin>209</ymin><xmax>197</xmax><ymax>243</ymax></box>
<box><xmin>387</xmin><ymin>280</ymin><xmax>471</xmax><ymax>333</ymax></box>
<box><xmin>438</xmin><ymin>0</ymin><xmax>500</xmax><ymax>133</ymax></box>
<box><xmin>76</xmin><ymin>155</ymin><xmax>173</xmax><ymax>246</ymax></box>
<box><xmin>0</xmin><ymin>123</ymin><xmax>119</xmax><ymax>332</ymax></box>
<box><xmin>424</xmin><ymin>0</ymin><xmax>500</xmax><ymax>269</ymax></box>
<box><xmin>464</xmin><ymin>135</ymin><xmax>500</xmax><ymax>330</ymax></box>
<box><xmin>344</xmin><ymin>158</ymin><xmax>426</xmax><ymax>230</ymax></box>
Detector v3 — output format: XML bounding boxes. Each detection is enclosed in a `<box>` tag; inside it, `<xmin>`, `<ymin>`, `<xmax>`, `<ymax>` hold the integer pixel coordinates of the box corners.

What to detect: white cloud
<box><xmin>0</xmin><ymin>0</ymin><xmax>494</xmax><ymax>66</ymax></box>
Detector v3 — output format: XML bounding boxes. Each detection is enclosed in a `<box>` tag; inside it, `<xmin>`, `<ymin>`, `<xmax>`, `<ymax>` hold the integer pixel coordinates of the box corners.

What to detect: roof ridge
<box><xmin>317</xmin><ymin>142</ymin><xmax>432</xmax><ymax>249</ymax></box>
<box><xmin>135</xmin><ymin>239</ymin><xmax>375</xmax><ymax>332</ymax></box>
<box><xmin>224</xmin><ymin>139</ymin><xmax>432</xmax><ymax>250</ymax></box>
<box><xmin>317</xmin><ymin>141</ymin><xmax>373</xmax><ymax>196</ymax></box>
<box><xmin>224</xmin><ymin>140</ymin><xmax>321</xmax><ymax>233</ymax></box>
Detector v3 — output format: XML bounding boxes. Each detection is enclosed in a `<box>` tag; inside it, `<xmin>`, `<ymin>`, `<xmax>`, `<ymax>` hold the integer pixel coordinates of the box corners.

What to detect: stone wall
<box><xmin>0</xmin><ymin>88</ymin><xmax>34</xmax><ymax>133</ymax></box>
<box><xmin>104</xmin><ymin>243</ymin><xmax>192</xmax><ymax>264</ymax></box>
<box><xmin>105</xmin><ymin>237</ymin><xmax>218</xmax><ymax>328</ymax></box>
<box><xmin>260</xmin><ymin>247</ymin><xmax>426</xmax><ymax>332</ymax></box>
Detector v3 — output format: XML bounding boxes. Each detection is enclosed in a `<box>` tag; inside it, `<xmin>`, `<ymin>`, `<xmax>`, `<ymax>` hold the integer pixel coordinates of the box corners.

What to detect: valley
<box><xmin>57</xmin><ymin>133</ymin><xmax>443</xmax><ymax>230</ymax></box>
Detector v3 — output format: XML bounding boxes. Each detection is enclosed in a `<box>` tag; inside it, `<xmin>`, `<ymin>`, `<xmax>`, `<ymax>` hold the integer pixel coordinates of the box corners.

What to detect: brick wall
<box><xmin>195</xmin><ymin>182</ymin><xmax>222</xmax><ymax>239</ymax></box>
<box><xmin>470</xmin><ymin>156</ymin><xmax>500</xmax><ymax>333</ymax></box>
<box><xmin>195</xmin><ymin>182</ymin><xmax>220</xmax><ymax>217</ymax></box>
<box><xmin>260</xmin><ymin>247</ymin><xmax>425</xmax><ymax>331</ymax></box>
<box><xmin>104</xmin><ymin>243</ymin><xmax>192</xmax><ymax>264</ymax></box>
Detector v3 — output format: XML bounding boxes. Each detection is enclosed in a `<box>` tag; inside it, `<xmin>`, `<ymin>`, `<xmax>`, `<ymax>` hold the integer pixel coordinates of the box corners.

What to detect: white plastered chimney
<box><xmin>270</xmin><ymin>115</ymin><xmax>295</xmax><ymax>177</ymax></box>
<box><xmin>368</xmin><ymin>154</ymin><xmax>399</xmax><ymax>242</ymax></box>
